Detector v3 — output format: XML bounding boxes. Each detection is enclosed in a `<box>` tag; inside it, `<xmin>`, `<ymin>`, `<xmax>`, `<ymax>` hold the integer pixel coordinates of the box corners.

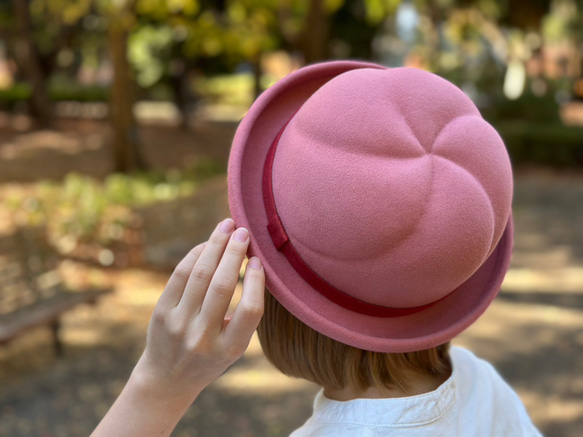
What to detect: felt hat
<box><xmin>228</xmin><ymin>61</ymin><xmax>513</xmax><ymax>353</ymax></box>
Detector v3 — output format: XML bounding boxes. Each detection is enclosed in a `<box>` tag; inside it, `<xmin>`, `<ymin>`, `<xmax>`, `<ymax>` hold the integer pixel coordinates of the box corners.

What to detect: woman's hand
<box><xmin>92</xmin><ymin>219</ymin><xmax>265</xmax><ymax>437</ymax></box>
<box><xmin>133</xmin><ymin>218</ymin><xmax>265</xmax><ymax>402</ymax></box>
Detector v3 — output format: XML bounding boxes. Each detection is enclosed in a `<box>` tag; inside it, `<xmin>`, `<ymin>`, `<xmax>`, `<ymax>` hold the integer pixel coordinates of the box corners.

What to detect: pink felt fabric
<box><xmin>227</xmin><ymin>61</ymin><xmax>513</xmax><ymax>353</ymax></box>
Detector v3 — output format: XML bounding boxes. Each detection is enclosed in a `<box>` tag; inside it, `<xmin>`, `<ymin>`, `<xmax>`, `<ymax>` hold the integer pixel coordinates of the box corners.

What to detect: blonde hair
<box><xmin>257</xmin><ymin>290</ymin><xmax>451</xmax><ymax>393</ymax></box>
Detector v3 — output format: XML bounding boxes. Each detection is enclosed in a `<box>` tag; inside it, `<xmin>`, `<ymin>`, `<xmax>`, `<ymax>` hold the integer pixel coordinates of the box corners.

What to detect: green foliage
<box><xmin>136</xmin><ymin>0</ymin><xmax>200</xmax><ymax>18</ymax></box>
<box><xmin>484</xmin><ymin>88</ymin><xmax>562</xmax><ymax>124</ymax></box>
<box><xmin>475</xmin><ymin>0</ymin><xmax>503</xmax><ymax>20</ymax></box>
<box><xmin>9</xmin><ymin>161</ymin><xmax>225</xmax><ymax>250</ymax></box>
<box><xmin>0</xmin><ymin>83</ymin><xmax>109</xmax><ymax>104</ymax></box>
<box><xmin>0</xmin><ymin>83</ymin><xmax>31</xmax><ymax>103</ymax></box>
<box><xmin>482</xmin><ymin>81</ymin><xmax>583</xmax><ymax>167</ymax></box>
<box><xmin>194</xmin><ymin>73</ymin><xmax>255</xmax><ymax>106</ymax></box>
<box><xmin>129</xmin><ymin>25</ymin><xmax>175</xmax><ymax>87</ymax></box>
<box><xmin>496</xmin><ymin>121</ymin><xmax>583</xmax><ymax>167</ymax></box>
<box><xmin>542</xmin><ymin>0</ymin><xmax>578</xmax><ymax>42</ymax></box>
<box><xmin>222</xmin><ymin>1</ymin><xmax>279</xmax><ymax>61</ymax></box>
<box><xmin>49</xmin><ymin>82</ymin><xmax>110</xmax><ymax>101</ymax></box>
<box><xmin>30</xmin><ymin>0</ymin><xmax>92</xmax><ymax>24</ymax></box>
<box><xmin>126</xmin><ymin>0</ymin><xmax>283</xmax><ymax>91</ymax></box>
<box><xmin>25</xmin><ymin>0</ymin><xmax>93</xmax><ymax>60</ymax></box>
<box><xmin>0</xmin><ymin>72</ymin><xmax>258</xmax><ymax>108</ymax></box>
<box><xmin>364</xmin><ymin>0</ymin><xmax>400</xmax><ymax>24</ymax></box>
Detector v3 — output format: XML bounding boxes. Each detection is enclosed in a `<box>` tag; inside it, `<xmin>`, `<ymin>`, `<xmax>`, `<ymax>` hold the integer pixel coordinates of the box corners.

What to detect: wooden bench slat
<box><xmin>0</xmin><ymin>226</ymin><xmax>113</xmax><ymax>355</ymax></box>
<box><xmin>0</xmin><ymin>289</ymin><xmax>110</xmax><ymax>344</ymax></box>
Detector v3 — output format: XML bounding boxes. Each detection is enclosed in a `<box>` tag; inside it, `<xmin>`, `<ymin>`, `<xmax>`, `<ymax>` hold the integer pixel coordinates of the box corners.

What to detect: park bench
<box><xmin>0</xmin><ymin>226</ymin><xmax>111</xmax><ymax>356</ymax></box>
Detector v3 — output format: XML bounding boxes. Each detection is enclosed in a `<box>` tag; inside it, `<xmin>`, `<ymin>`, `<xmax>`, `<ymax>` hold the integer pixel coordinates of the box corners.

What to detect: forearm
<box><xmin>91</xmin><ymin>221</ymin><xmax>264</xmax><ymax>436</ymax></box>
<box><xmin>91</xmin><ymin>365</ymin><xmax>201</xmax><ymax>437</ymax></box>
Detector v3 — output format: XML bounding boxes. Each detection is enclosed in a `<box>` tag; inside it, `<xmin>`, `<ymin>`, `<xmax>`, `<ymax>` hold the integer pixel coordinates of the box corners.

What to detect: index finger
<box><xmin>177</xmin><ymin>219</ymin><xmax>235</xmax><ymax>313</ymax></box>
<box><xmin>156</xmin><ymin>242</ymin><xmax>206</xmax><ymax>311</ymax></box>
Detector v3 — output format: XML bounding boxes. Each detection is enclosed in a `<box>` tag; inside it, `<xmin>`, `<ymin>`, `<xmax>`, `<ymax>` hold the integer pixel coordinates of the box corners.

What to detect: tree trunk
<box><xmin>107</xmin><ymin>23</ymin><xmax>144</xmax><ymax>172</ymax></box>
<box><xmin>11</xmin><ymin>0</ymin><xmax>53</xmax><ymax>128</ymax></box>
<box><xmin>169</xmin><ymin>59</ymin><xmax>191</xmax><ymax>130</ymax></box>
<box><xmin>300</xmin><ymin>0</ymin><xmax>330</xmax><ymax>64</ymax></box>
<box><xmin>426</xmin><ymin>0</ymin><xmax>443</xmax><ymax>72</ymax></box>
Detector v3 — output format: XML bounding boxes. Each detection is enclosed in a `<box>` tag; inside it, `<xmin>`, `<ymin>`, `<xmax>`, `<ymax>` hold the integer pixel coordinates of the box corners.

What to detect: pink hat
<box><xmin>228</xmin><ymin>61</ymin><xmax>513</xmax><ymax>353</ymax></box>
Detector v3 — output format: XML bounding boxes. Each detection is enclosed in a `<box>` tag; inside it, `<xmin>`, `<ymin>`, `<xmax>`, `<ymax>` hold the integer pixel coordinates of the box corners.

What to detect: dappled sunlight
<box><xmin>0</xmin><ymin>130</ymin><xmax>105</xmax><ymax>158</ymax></box>
<box><xmin>521</xmin><ymin>389</ymin><xmax>583</xmax><ymax>430</ymax></box>
<box><xmin>456</xmin><ymin>299</ymin><xmax>583</xmax><ymax>356</ymax></box>
<box><xmin>216</xmin><ymin>363</ymin><xmax>317</xmax><ymax>395</ymax></box>
<box><xmin>216</xmin><ymin>333</ymin><xmax>317</xmax><ymax>395</ymax></box>
<box><xmin>457</xmin><ymin>296</ymin><xmax>583</xmax><ymax>433</ymax></box>
<box><xmin>504</xmin><ymin>266</ymin><xmax>583</xmax><ymax>292</ymax></box>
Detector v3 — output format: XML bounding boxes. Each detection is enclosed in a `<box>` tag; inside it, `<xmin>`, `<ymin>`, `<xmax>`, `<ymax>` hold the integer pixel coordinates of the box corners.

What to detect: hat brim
<box><xmin>228</xmin><ymin>61</ymin><xmax>513</xmax><ymax>353</ymax></box>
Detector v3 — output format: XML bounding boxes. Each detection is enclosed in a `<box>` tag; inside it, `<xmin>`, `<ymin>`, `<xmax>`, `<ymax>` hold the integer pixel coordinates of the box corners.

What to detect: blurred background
<box><xmin>0</xmin><ymin>0</ymin><xmax>581</xmax><ymax>436</ymax></box>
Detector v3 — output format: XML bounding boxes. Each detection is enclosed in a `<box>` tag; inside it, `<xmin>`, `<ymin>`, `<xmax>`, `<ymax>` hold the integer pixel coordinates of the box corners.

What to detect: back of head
<box><xmin>258</xmin><ymin>290</ymin><xmax>451</xmax><ymax>394</ymax></box>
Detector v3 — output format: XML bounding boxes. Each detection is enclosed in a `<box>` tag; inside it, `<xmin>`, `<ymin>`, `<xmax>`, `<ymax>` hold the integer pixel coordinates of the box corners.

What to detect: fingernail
<box><xmin>248</xmin><ymin>257</ymin><xmax>262</xmax><ymax>269</ymax></box>
<box><xmin>220</xmin><ymin>219</ymin><xmax>235</xmax><ymax>234</ymax></box>
<box><xmin>234</xmin><ymin>227</ymin><xmax>249</xmax><ymax>242</ymax></box>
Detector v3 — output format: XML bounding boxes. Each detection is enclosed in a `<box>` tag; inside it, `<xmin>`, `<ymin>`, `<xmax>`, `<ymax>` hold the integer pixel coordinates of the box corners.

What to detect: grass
<box><xmin>8</xmin><ymin>159</ymin><xmax>225</xmax><ymax>250</ymax></box>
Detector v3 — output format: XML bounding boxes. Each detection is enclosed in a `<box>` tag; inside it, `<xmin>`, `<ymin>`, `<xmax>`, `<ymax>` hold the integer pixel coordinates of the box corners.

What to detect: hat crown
<box><xmin>271</xmin><ymin>67</ymin><xmax>512</xmax><ymax>308</ymax></box>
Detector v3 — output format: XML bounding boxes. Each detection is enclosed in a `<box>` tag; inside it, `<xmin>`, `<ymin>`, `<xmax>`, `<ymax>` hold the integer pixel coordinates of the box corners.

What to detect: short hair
<box><xmin>257</xmin><ymin>290</ymin><xmax>451</xmax><ymax>393</ymax></box>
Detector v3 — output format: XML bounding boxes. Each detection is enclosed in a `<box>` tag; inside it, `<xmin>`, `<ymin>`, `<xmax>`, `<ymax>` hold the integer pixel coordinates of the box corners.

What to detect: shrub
<box><xmin>9</xmin><ymin>159</ymin><xmax>225</xmax><ymax>252</ymax></box>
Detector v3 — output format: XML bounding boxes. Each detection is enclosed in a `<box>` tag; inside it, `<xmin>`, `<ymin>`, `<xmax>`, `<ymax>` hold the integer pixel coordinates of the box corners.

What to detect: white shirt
<box><xmin>291</xmin><ymin>347</ymin><xmax>542</xmax><ymax>436</ymax></box>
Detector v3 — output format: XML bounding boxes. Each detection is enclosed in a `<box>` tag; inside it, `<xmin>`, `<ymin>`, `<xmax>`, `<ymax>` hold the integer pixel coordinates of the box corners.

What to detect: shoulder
<box><xmin>450</xmin><ymin>346</ymin><xmax>543</xmax><ymax>437</ymax></box>
<box><xmin>450</xmin><ymin>346</ymin><xmax>499</xmax><ymax>380</ymax></box>
<box><xmin>450</xmin><ymin>345</ymin><xmax>521</xmax><ymax>403</ymax></box>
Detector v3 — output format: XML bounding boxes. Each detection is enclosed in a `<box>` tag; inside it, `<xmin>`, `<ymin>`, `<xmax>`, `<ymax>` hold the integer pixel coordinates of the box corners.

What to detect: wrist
<box><xmin>128</xmin><ymin>360</ymin><xmax>202</xmax><ymax>411</ymax></box>
<box><xmin>91</xmin><ymin>361</ymin><xmax>201</xmax><ymax>437</ymax></box>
